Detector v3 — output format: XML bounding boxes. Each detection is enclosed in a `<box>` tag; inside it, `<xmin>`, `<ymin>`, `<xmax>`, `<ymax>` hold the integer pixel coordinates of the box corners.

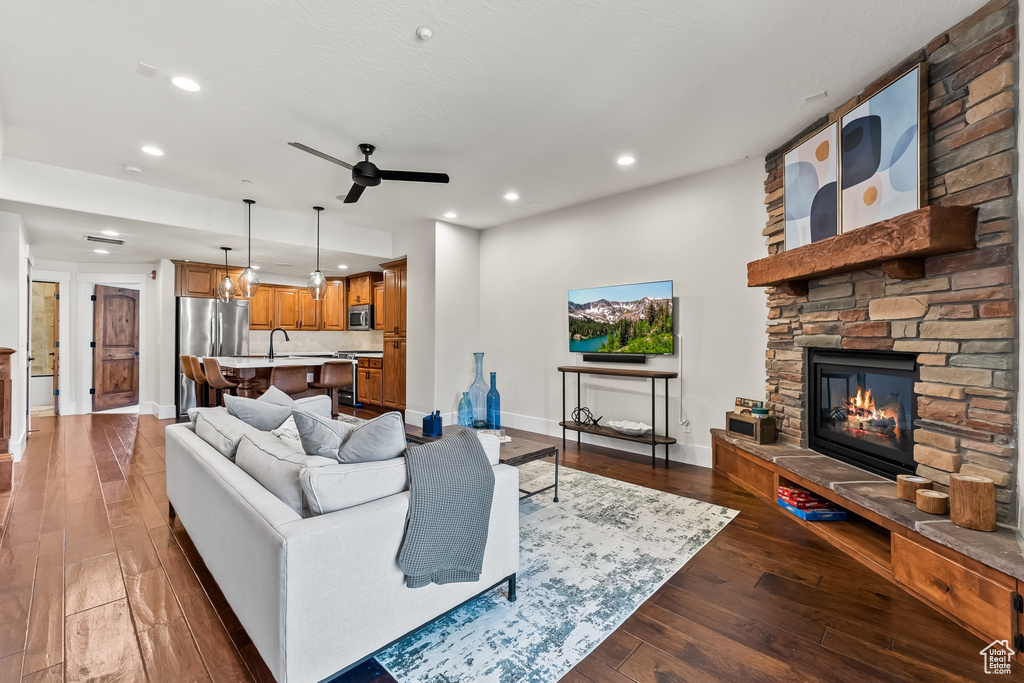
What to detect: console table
<box><xmin>558</xmin><ymin>365</ymin><xmax>677</xmax><ymax>468</ymax></box>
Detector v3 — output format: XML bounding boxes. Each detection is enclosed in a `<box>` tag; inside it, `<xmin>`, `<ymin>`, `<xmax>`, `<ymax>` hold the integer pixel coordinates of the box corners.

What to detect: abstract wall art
<box><xmin>841</xmin><ymin>65</ymin><xmax>924</xmax><ymax>232</ymax></box>
<box><xmin>784</xmin><ymin>122</ymin><xmax>838</xmax><ymax>250</ymax></box>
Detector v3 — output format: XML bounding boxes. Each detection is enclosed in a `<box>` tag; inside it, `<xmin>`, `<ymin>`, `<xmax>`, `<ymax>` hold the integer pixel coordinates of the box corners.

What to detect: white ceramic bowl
<box><xmin>607</xmin><ymin>420</ymin><xmax>652</xmax><ymax>436</ymax></box>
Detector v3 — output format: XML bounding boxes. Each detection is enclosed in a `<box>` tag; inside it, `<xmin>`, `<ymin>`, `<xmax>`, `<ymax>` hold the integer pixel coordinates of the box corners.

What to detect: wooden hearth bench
<box><xmin>712</xmin><ymin>429</ymin><xmax>1024</xmax><ymax>661</ymax></box>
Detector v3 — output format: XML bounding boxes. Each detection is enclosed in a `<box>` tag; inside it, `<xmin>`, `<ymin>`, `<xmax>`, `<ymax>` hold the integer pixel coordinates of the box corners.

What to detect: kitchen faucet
<box><xmin>268</xmin><ymin>328</ymin><xmax>290</xmax><ymax>360</ymax></box>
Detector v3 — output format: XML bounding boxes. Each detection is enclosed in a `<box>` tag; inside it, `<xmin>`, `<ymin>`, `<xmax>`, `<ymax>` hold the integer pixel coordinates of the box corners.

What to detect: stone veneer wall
<box><xmin>761</xmin><ymin>0</ymin><xmax>1019</xmax><ymax>521</ymax></box>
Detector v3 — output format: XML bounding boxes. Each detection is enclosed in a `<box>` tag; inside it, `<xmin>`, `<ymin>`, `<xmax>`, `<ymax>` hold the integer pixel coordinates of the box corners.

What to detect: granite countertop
<box><xmin>207</xmin><ymin>356</ymin><xmax>351</xmax><ymax>368</ymax></box>
<box><xmin>711</xmin><ymin>428</ymin><xmax>1024</xmax><ymax>582</ymax></box>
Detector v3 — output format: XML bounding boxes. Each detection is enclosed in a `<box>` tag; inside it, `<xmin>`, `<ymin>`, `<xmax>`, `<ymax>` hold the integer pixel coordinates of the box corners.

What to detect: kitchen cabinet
<box><xmin>357</xmin><ymin>357</ymin><xmax>383</xmax><ymax>406</ymax></box>
<box><xmin>274</xmin><ymin>288</ymin><xmax>300</xmax><ymax>330</ymax></box>
<box><xmin>297</xmin><ymin>289</ymin><xmax>320</xmax><ymax>330</ymax></box>
<box><xmin>321</xmin><ymin>280</ymin><xmax>347</xmax><ymax>331</ymax></box>
<box><xmin>174</xmin><ymin>262</ymin><xmax>218</xmax><ymax>297</ymax></box>
<box><xmin>249</xmin><ymin>286</ymin><xmax>275</xmax><ymax>330</ymax></box>
<box><xmin>373</xmin><ymin>283</ymin><xmax>384</xmax><ymax>330</ymax></box>
<box><xmin>382</xmin><ymin>337</ymin><xmax>406</xmax><ymax>410</ymax></box>
<box><xmin>348</xmin><ymin>274</ymin><xmax>371</xmax><ymax>306</ymax></box>
<box><xmin>381</xmin><ymin>259</ymin><xmax>407</xmax><ymax>337</ymax></box>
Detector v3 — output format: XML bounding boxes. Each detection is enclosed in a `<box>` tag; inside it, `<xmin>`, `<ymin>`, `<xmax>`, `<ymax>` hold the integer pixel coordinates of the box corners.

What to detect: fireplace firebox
<box><xmin>808</xmin><ymin>349</ymin><xmax>918</xmax><ymax>479</ymax></box>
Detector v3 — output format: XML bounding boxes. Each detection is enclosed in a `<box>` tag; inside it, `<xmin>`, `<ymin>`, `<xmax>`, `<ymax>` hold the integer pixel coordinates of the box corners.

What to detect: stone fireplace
<box><xmin>759</xmin><ymin>1</ymin><xmax>1019</xmax><ymax>522</ymax></box>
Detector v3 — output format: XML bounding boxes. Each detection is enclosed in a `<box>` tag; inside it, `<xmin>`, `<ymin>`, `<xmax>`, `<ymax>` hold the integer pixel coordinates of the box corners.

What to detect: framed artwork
<box><xmin>841</xmin><ymin>64</ymin><xmax>925</xmax><ymax>232</ymax></box>
<box><xmin>784</xmin><ymin>122</ymin><xmax>838</xmax><ymax>250</ymax></box>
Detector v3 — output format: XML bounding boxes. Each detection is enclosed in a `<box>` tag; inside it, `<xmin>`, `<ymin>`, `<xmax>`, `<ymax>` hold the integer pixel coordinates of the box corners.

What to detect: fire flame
<box><xmin>843</xmin><ymin>387</ymin><xmax>901</xmax><ymax>439</ymax></box>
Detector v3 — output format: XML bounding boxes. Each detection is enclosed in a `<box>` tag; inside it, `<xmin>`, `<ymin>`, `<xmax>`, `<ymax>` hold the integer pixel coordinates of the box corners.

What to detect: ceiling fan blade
<box><xmin>341</xmin><ymin>183</ymin><xmax>366</xmax><ymax>203</ymax></box>
<box><xmin>288</xmin><ymin>142</ymin><xmax>354</xmax><ymax>170</ymax></box>
<box><xmin>379</xmin><ymin>170</ymin><xmax>450</xmax><ymax>184</ymax></box>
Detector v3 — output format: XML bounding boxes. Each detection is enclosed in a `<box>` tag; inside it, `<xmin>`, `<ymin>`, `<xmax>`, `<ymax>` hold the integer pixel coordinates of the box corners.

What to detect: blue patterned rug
<box><xmin>377</xmin><ymin>460</ymin><xmax>738</xmax><ymax>682</ymax></box>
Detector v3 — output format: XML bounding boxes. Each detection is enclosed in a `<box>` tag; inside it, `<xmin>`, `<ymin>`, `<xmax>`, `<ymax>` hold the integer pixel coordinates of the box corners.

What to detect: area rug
<box><xmin>377</xmin><ymin>460</ymin><xmax>738</xmax><ymax>682</ymax></box>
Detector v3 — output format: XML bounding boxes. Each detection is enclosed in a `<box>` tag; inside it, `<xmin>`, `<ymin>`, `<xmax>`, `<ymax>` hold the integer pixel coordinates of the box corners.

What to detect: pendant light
<box><xmin>307</xmin><ymin>206</ymin><xmax>327</xmax><ymax>300</ymax></box>
<box><xmin>217</xmin><ymin>247</ymin><xmax>236</xmax><ymax>301</ymax></box>
<box><xmin>238</xmin><ymin>199</ymin><xmax>260</xmax><ymax>297</ymax></box>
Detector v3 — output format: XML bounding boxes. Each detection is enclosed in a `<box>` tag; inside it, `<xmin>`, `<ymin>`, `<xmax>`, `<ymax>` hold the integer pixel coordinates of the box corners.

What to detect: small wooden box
<box><xmin>725</xmin><ymin>411</ymin><xmax>777</xmax><ymax>444</ymax></box>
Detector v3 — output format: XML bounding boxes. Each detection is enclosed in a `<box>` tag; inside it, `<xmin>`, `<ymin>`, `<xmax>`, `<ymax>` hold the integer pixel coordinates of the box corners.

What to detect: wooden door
<box><xmin>396</xmin><ymin>263</ymin><xmax>407</xmax><ymax>337</ymax></box>
<box><xmin>298</xmin><ymin>289</ymin><xmax>320</xmax><ymax>330</ymax></box>
<box><xmin>373</xmin><ymin>283</ymin><xmax>384</xmax><ymax>330</ymax></box>
<box><xmin>249</xmin><ymin>286</ymin><xmax>274</xmax><ymax>330</ymax></box>
<box><xmin>177</xmin><ymin>263</ymin><xmax>217</xmax><ymax>297</ymax></box>
<box><xmin>321</xmin><ymin>281</ymin><xmax>346</xmax><ymax>331</ymax></box>
<box><xmin>52</xmin><ymin>283</ymin><xmax>59</xmax><ymax>415</ymax></box>
<box><xmin>92</xmin><ymin>285</ymin><xmax>140</xmax><ymax>411</ymax></box>
<box><xmin>274</xmin><ymin>288</ymin><xmax>300</xmax><ymax>330</ymax></box>
<box><xmin>383</xmin><ymin>268</ymin><xmax>400</xmax><ymax>337</ymax></box>
<box><xmin>382</xmin><ymin>337</ymin><xmax>406</xmax><ymax>410</ymax></box>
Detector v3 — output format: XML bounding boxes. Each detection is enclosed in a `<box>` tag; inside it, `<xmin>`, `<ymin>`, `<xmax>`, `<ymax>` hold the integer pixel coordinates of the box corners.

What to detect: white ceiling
<box><xmin>0</xmin><ymin>0</ymin><xmax>986</xmax><ymax>241</ymax></box>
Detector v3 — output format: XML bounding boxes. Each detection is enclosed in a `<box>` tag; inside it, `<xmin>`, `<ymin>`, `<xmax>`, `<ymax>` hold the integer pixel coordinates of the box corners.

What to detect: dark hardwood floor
<box><xmin>0</xmin><ymin>414</ymin><xmax>1006</xmax><ymax>682</ymax></box>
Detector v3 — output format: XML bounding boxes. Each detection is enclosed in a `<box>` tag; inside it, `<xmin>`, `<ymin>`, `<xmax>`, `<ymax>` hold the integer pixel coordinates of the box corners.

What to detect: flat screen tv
<box><xmin>568</xmin><ymin>280</ymin><xmax>674</xmax><ymax>355</ymax></box>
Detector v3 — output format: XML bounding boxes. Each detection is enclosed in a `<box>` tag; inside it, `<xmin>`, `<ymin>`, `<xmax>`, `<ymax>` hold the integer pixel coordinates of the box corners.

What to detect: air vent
<box><xmin>85</xmin><ymin>235</ymin><xmax>125</xmax><ymax>246</ymax></box>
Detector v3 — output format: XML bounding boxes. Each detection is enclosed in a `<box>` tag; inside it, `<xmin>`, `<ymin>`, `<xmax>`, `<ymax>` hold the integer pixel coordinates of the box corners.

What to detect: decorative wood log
<box><xmin>916</xmin><ymin>489</ymin><xmax>949</xmax><ymax>515</ymax></box>
<box><xmin>747</xmin><ymin>206</ymin><xmax>978</xmax><ymax>289</ymax></box>
<box><xmin>881</xmin><ymin>258</ymin><xmax>925</xmax><ymax>280</ymax></box>
<box><xmin>949</xmin><ymin>474</ymin><xmax>997</xmax><ymax>532</ymax></box>
<box><xmin>897</xmin><ymin>474</ymin><xmax>932</xmax><ymax>502</ymax></box>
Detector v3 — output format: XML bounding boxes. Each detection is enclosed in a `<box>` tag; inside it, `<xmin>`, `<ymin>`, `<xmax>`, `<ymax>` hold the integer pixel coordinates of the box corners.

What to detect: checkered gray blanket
<box><xmin>398</xmin><ymin>427</ymin><xmax>496</xmax><ymax>588</ymax></box>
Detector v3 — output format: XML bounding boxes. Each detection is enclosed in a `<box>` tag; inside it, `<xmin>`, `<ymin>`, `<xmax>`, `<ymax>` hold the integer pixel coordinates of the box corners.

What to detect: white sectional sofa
<box><xmin>165</xmin><ymin>421</ymin><xmax>520</xmax><ymax>683</ymax></box>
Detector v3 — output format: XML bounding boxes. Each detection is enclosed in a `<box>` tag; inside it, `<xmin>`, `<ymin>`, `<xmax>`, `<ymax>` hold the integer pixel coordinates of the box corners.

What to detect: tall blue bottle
<box><xmin>486</xmin><ymin>371</ymin><xmax>501</xmax><ymax>429</ymax></box>
<box><xmin>457</xmin><ymin>392</ymin><xmax>473</xmax><ymax>427</ymax></box>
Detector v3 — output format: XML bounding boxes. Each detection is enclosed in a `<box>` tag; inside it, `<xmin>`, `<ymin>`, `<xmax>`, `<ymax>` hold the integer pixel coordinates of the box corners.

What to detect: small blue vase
<box><xmin>469</xmin><ymin>352</ymin><xmax>488</xmax><ymax>428</ymax></box>
<box><xmin>458</xmin><ymin>392</ymin><xmax>473</xmax><ymax>427</ymax></box>
<box><xmin>486</xmin><ymin>372</ymin><xmax>501</xmax><ymax>429</ymax></box>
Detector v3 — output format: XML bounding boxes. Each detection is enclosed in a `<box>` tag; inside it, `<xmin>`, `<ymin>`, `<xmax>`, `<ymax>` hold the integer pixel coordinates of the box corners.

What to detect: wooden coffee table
<box><xmin>406</xmin><ymin>426</ymin><xmax>560</xmax><ymax>502</ymax></box>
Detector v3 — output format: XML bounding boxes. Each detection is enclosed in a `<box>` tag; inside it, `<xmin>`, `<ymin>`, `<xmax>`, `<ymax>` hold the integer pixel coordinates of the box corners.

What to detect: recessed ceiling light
<box><xmin>251</xmin><ymin>265</ymin><xmax>260</xmax><ymax>270</ymax></box>
<box><xmin>170</xmin><ymin>76</ymin><xmax>200</xmax><ymax>92</ymax></box>
<box><xmin>275</xmin><ymin>262</ymin><xmax>292</xmax><ymax>267</ymax></box>
<box><xmin>122</xmin><ymin>164</ymin><xmax>143</xmax><ymax>173</ymax></box>
<box><xmin>141</xmin><ymin>146</ymin><xmax>164</xmax><ymax>156</ymax></box>
<box><xmin>94</xmin><ymin>249</ymin><xmax>109</xmax><ymax>254</ymax></box>
<box><xmin>504</xmin><ymin>192</ymin><xmax>519</xmax><ymax>201</ymax></box>
<box><xmin>101</xmin><ymin>230</ymin><xmax>120</xmax><ymax>237</ymax></box>
<box><xmin>617</xmin><ymin>155</ymin><xmax>635</xmax><ymax>166</ymax></box>
<box><xmin>443</xmin><ymin>211</ymin><xmax>457</xmax><ymax>219</ymax></box>
<box><xmin>337</xmin><ymin>264</ymin><xmax>349</xmax><ymax>270</ymax></box>
<box><xmin>183</xmin><ymin>259</ymin><xmax>191</xmax><ymax>262</ymax></box>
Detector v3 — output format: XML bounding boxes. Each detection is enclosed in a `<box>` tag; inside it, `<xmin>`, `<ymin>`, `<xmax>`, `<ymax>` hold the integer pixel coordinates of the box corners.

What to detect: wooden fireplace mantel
<box><xmin>747</xmin><ymin>206</ymin><xmax>979</xmax><ymax>296</ymax></box>
<box><xmin>0</xmin><ymin>348</ymin><xmax>14</xmax><ymax>532</ymax></box>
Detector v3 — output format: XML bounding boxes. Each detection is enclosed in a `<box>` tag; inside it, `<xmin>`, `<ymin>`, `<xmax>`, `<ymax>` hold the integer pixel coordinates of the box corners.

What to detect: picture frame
<box><xmin>840</xmin><ymin>63</ymin><xmax>927</xmax><ymax>233</ymax></box>
<box><xmin>783</xmin><ymin>121</ymin><xmax>839</xmax><ymax>251</ymax></box>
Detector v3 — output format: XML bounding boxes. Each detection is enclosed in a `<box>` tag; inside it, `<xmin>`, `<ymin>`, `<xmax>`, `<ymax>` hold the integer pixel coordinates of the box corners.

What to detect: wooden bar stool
<box><xmin>309</xmin><ymin>361</ymin><xmax>353</xmax><ymax>417</ymax></box>
<box><xmin>180</xmin><ymin>354</ymin><xmax>203</xmax><ymax>408</ymax></box>
<box><xmin>269</xmin><ymin>365</ymin><xmax>309</xmax><ymax>398</ymax></box>
<box><xmin>203</xmin><ymin>357</ymin><xmax>239</xmax><ymax>407</ymax></box>
<box><xmin>188</xmin><ymin>356</ymin><xmax>210</xmax><ymax>408</ymax></box>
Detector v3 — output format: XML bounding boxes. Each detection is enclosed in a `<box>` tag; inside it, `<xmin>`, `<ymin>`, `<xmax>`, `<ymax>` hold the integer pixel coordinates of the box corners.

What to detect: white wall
<box><xmin>0</xmin><ymin>211</ymin><xmax>30</xmax><ymax>459</ymax></box>
<box><xmin>477</xmin><ymin>160</ymin><xmax>768</xmax><ymax>466</ymax></box>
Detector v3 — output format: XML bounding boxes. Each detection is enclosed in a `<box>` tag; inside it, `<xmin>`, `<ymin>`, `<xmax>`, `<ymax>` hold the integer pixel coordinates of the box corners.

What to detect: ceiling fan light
<box><xmin>238</xmin><ymin>266</ymin><xmax>260</xmax><ymax>297</ymax></box>
<box><xmin>307</xmin><ymin>270</ymin><xmax>327</xmax><ymax>300</ymax></box>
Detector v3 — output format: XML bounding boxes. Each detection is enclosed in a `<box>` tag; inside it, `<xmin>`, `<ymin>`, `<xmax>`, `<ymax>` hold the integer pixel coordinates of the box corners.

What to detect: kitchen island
<box><xmin>207</xmin><ymin>355</ymin><xmax>352</xmax><ymax>399</ymax></box>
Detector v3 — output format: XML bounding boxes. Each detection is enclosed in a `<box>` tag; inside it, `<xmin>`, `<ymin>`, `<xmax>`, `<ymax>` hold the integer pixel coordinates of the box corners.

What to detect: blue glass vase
<box><xmin>457</xmin><ymin>392</ymin><xmax>473</xmax><ymax>427</ymax></box>
<box><xmin>469</xmin><ymin>352</ymin><xmax>488</xmax><ymax>428</ymax></box>
<box><xmin>486</xmin><ymin>372</ymin><xmax>501</xmax><ymax>429</ymax></box>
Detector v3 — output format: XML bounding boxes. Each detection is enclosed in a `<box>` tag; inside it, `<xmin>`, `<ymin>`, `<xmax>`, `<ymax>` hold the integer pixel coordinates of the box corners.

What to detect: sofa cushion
<box><xmin>292</xmin><ymin>410</ymin><xmax>352</xmax><ymax>460</ymax></box>
<box><xmin>235</xmin><ymin>432</ymin><xmax>336</xmax><ymax>516</ymax></box>
<box><xmin>295</xmin><ymin>394</ymin><xmax>332</xmax><ymax>419</ymax></box>
<box><xmin>338</xmin><ymin>412</ymin><xmax>407</xmax><ymax>464</ymax></box>
<box><xmin>300</xmin><ymin>458</ymin><xmax>409</xmax><ymax>515</ymax></box>
<box><xmin>224</xmin><ymin>394</ymin><xmax>292</xmax><ymax>431</ymax></box>
<box><xmin>190</xmin><ymin>407</ymin><xmax>262</xmax><ymax>461</ymax></box>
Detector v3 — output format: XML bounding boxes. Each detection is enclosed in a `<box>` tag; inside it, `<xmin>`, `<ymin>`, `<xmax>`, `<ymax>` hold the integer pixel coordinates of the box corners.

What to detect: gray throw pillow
<box><xmin>259</xmin><ymin>385</ymin><xmax>297</xmax><ymax>407</ymax></box>
<box><xmin>224</xmin><ymin>393</ymin><xmax>292</xmax><ymax>430</ymax></box>
<box><xmin>300</xmin><ymin>458</ymin><xmax>409</xmax><ymax>515</ymax></box>
<box><xmin>191</xmin><ymin>407</ymin><xmax>262</xmax><ymax>461</ymax></box>
<box><xmin>337</xmin><ymin>412</ymin><xmax>407</xmax><ymax>464</ymax></box>
<box><xmin>294</xmin><ymin>394</ymin><xmax>332</xmax><ymax>419</ymax></box>
<box><xmin>292</xmin><ymin>410</ymin><xmax>352</xmax><ymax>460</ymax></box>
<box><xmin>235</xmin><ymin>432</ymin><xmax>335</xmax><ymax>516</ymax></box>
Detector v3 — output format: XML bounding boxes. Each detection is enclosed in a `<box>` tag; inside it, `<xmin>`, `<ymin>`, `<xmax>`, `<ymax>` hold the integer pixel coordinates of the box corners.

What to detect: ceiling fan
<box><xmin>288</xmin><ymin>142</ymin><xmax>450</xmax><ymax>204</ymax></box>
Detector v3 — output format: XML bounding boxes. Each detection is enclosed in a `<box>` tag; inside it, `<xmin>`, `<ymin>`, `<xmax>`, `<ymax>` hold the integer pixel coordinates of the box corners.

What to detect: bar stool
<box><xmin>309</xmin><ymin>361</ymin><xmax>353</xmax><ymax>417</ymax></box>
<box><xmin>203</xmin><ymin>357</ymin><xmax>239</xmax><ymax>407</ymax></box>
<box><xmin>180</xmin><ymin>354</ymin><xmax>203</xmax><ymax>408</ymax></box>
<box><xmin>188</xmin><ymin>356</ymin><xmax>210</xmax><ymax>408</ymax></box>
<box><xmin>269</xmin><ymin>365</ymin><xmax>309</xmax><ymax>398</ymax></box>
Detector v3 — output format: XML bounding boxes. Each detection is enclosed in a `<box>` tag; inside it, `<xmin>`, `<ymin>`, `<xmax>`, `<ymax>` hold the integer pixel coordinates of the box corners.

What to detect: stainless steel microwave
<box><xmin>348</xmin><ymin>304</ymin><xmax>374</xmax><ymax>330</ymax></box>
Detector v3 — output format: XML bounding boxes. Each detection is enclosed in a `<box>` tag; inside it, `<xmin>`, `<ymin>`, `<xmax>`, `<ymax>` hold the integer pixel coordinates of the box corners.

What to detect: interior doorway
<box><xmin>92</xmin><ymin>285</ymin><xmax>140</xmax><ymax>412</ymax></box>
<box><xmin>30</xmin><ymin>281</ymin><xmax>59</xmax><ymax>417</ymax></box>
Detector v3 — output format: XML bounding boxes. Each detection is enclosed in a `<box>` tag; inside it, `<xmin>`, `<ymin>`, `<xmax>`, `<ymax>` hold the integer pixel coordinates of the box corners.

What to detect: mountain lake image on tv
<box><xmin>568</xmin><ymin>280</ymin><xmax>674</xmax><ymax>354</ymax></box>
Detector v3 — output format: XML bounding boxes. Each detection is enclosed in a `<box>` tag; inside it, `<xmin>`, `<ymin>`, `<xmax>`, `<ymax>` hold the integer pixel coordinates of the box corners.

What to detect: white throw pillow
<box><xmin>235</xmin><ymin>432</ymin><xmax>335</xmax><ymax>516</ymax></box>
<box><xmin>191</xmin><ymin>407</ymin><xmax>261</xmax><ymax>461</ymax></box>
<box><xmin>338</xmin><ymin>412</ymin><xmax>407</xmax><ymax>463</ymax></box>
<box><xmin>300</xmin><ymin>458</ymin><xmax>409</xmax><ymax>515</ymax></box>
<box><xmin>294</xmin><ymin>394</ymin><xmax>332</xmax><ymax>419</ymax></box>
<box><xmin>292</xmin><ymin>410</ymin><xmax>352</xmax><ymax>460</ymax></box>
<box><xmin>223</xmin><ymin>394</ymin><xmax>292</xmax><ymax>431</ymax></box>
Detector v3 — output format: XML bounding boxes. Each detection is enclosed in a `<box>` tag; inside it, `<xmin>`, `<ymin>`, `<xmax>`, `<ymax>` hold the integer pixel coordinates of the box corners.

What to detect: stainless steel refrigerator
<box><xmin>176</xmin><ymin>297</ymin><xmax>250</xmax><ymax>419</ymax></box>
